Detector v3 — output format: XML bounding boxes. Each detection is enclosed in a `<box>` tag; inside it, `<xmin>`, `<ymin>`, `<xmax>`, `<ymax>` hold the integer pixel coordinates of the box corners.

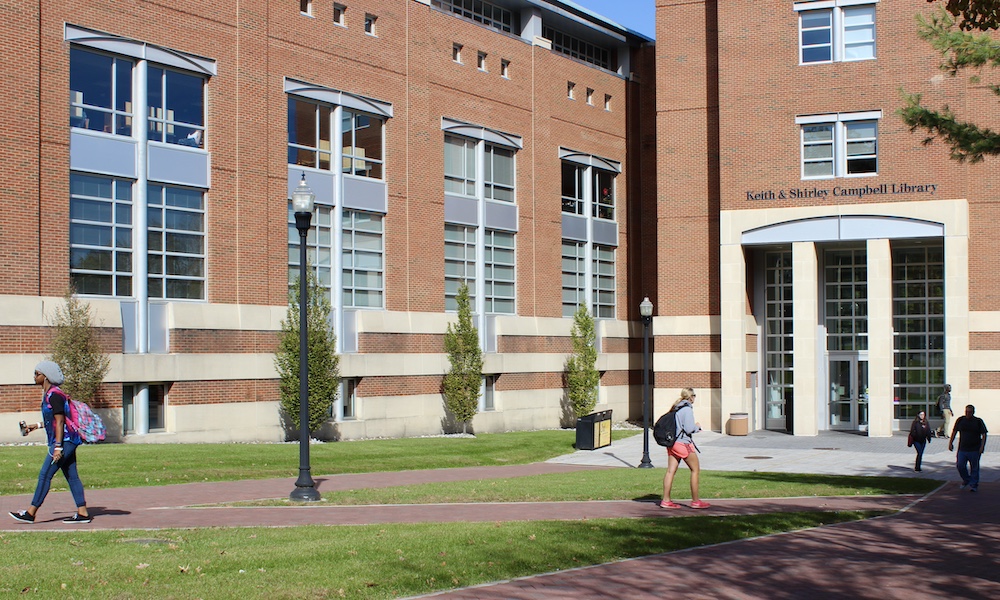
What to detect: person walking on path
<box><xmin>937</xmin><ymin>384</ymin><xmax>953</xmax><ymax>438</ymax></box>
<box><xmin>660</xmin><ymin>388</ymin><xmax>710</xmax><ymax>510</ymax></box>
<box><xmin>8</xmin><ymin>361</ymin><xmax>92</xmax><ymax>524</ymax></box>
<box><xmin>948</xmin><ymin>404</ymin><xmax>988</xmax><ymax>493</ymax></box>
<box><xmin>908</xmin><ymin>410</ymin><xmax>933</xmax><ymax>472</ymax></box>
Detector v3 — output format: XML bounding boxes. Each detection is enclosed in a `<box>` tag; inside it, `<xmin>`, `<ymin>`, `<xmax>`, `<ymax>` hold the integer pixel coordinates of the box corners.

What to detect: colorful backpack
<box><xmin>47</xmin><ymin>387</ymin><xmax>107</xmax><ymax>443</ymax></box>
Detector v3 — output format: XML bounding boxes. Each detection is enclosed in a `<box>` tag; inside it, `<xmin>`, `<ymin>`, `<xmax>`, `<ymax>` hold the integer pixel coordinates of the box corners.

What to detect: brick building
<box><xmin>2</xmin><ymin>0</ymin><xmax>997</xmax><ymax>443</ymax></box>
<box><xmin>0</xmin><ymin>0</ymin><xmax>657</xmax><ymax>442</ymax></box>
<box><xmin>658</xmin><ymin>0</ymin><xmax>998</xmax><ymax>436</ymax></box>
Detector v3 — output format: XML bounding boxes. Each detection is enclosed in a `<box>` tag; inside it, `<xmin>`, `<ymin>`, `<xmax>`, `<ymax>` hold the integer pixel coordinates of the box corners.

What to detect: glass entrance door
<box><xmin>828</xmin><ymin>354</ymin><xmax>868</xmax><ymax>430</ymax></box>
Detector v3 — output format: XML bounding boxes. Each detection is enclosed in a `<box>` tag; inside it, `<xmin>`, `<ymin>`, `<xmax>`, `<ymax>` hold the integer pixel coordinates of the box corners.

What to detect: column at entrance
<box><xmin>866</xmin><ymin>238</ymin><xmax>893</xmax><ymax>437</ymax></box>
<box><xmin>792</xmin><ymin>241</ymin><xmax>819</xmax><ymax>436</ymax></box>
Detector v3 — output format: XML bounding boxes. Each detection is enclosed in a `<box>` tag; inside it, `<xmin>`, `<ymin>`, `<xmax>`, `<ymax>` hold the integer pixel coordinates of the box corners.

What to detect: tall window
<box><xmin>592</xmin><ymin>245</ymin><xmax>616</xmax><ymax>319</ymax></box>
<box><xmin>342</xmin><ymin>211</ymin><xmax>384</xmax><ymax>308</ymax></box>
<box><xmin>799</xmin><ymin>112</ymin><xmax>879</xmax><ymax>179</ymax></box>
<box><xmin>146</xmin><ymin>184</ymin><xmax>206</xmax><ymax>300</ymax></box>
<box><xmin>892</xmin><ymin>244</ymin><xmax>945</xmax><ymax>420</ymax></box>
<box><xmin>147</xmin><ymin>66</ymin><xmax>206</xmax><ymax>147</ymax></box>
<box><xmin>825</xmin><ymin>248</ymin><xmax>868</xmax><ymax>352</ymax></box>
<box><xmin>69</xmin><ymin>48</ymin><xmax>133</xmax><ymax>135</ymax></box>
<box><xmin>341</xmin><ymin>378</ymin><xmax>358</xmax><ymax>420</ymax></box>
<box><xmin>69</xmin><ymin>174</ymin><xmax>133</xmax><ymax>297</ymax></box>
<box><xmin>288</xmin><ymin>98</ymin><xmax>384</xmax><ymax>179</ymax></box>
<box><xmin>484</xmin><ymin>230</ymin><xmax>515</xmax><ymax>314</ymax></box>
<box><xmin>798</xmin><ymin>2</ymin><xmax>876</xmax><ymax>64</ymax></box>
<box><xmin>432</xmin><ymin>0</ymin><xmax>514</xmax><ymax>33</ymax></box>
<box><xmin>287</xmin><ymin>206</ymin><xmax>384</xmax><ymax>308</ymax></box>
<box><xmin>445</xmin><ymin>224</ymin><xmax>477</xmax><ymax>311</ymax></box>
<box><xmin>561</xmin><ymin>241</ymin><xmax>586</xmax><ymax>317</ymax></box>
<box><xmin>764</xmin><ymin>251</ymin><xmax>794</xmax><ymax>424</ymax></box>
<box><xmin>560</xmin><ymin>159</ymin><xmax>619</xmax><ymax>318</ymax></box>
<box><xmin>443</xmin><ymin>129</ymin><xmax>520</xmax><ymax>314</ymax></box>
<box><xmin>444</xmin><ymin>135</ymin><xmax>476</xmax><ymax>196</ymax></box>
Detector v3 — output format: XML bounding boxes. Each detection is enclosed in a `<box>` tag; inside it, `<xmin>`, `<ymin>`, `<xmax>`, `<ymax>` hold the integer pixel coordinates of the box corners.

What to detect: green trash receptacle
<box><xmin>576</xmin><ymin>409</ymin><xmax>613</xmax><ymax>450</ymax></box>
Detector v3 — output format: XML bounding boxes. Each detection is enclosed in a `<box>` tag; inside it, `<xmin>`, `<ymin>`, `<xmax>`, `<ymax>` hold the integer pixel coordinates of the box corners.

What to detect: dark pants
<box><xmin>956</xmin><ymin>450</ymin><xmax>982</xmax><ymax>489</ymax></box>
<box><xmin>913</xmin><ymin>441</ymin><xmax>926</xmax><ymax>470</ymax></box>
<box><xmin>31</xmin><ymin>440</ymin><xmax>86</xmax><ymax>509</ymax></box>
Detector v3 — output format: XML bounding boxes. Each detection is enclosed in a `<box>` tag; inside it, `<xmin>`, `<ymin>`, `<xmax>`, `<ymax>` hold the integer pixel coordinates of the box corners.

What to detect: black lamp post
<box><xmin>638</xmin><ymin>296</ymin><xmax>654</xmax><ymax>469</ymax></box>
<box><xmin>290</xmin><ymin>174</ymin><xmax>321</xmax><ymax>502</ymax></box>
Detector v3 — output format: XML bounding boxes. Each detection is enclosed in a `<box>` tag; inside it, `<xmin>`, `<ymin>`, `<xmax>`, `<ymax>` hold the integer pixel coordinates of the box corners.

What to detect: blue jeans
<box><xmin>31</xmin><ymin>440</ymin><xmax>86</xmax><ymax>509</ymax></box>
<box><xmin>956</xmin><ymin>450</ymin><xmax>982</xmax><ymax>489</ymax></box>
<box><xmin>913</xmin><ymin>441</ymin><xmax>926</xmax><ymax>470</ymax></box>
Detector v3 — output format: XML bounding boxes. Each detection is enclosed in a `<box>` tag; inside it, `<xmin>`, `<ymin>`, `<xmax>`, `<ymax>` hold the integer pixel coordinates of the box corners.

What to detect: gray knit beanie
<box><xmin>34</xmin><ymin>360</ymin><xmax>64</xmax><ymax>385</ymax></box>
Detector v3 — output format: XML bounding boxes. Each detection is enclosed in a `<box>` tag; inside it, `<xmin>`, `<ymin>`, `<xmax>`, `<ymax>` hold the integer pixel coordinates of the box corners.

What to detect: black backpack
<box><xmin>653</xmin><ymin>408</ymin><xmax>679</xmax><ymax>448</ymax></box>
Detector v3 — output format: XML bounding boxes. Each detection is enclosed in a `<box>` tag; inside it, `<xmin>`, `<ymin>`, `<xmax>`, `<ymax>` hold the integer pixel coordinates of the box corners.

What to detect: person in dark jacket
<box><xmin>909</xmin><ymin>410</ymin><xmax>933</xmax><ymax>471</ymax></box>
<box><xmin>949</xmin><ymin>405</ymin><xmax>988</xmax><ymax>492</ymax></box>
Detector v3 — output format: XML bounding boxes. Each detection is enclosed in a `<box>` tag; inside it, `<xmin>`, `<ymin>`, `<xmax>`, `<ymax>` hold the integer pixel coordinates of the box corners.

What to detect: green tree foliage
<box><xmin>443</xmin><ymin>282</ymin><xmax>482</xmax><ymax>433</ymax></box>
<box><xmin>276</xmin><ymin>272</ymin><xmax>340</xmax><ymax>434</ymax></box>
<box><xmin>900</xmin><ymin>2</ymin><xmax>1000</xmax><ymax>162</ymax></box>
<box><xmin>48</xmin><ymin>289</ymin><xmax>110</xmax><ymax>402</ymax></box>
<box><xmin>566</xmin><ymin>303</ymin><xmax>600</xmax><ymax>419</ymax></box>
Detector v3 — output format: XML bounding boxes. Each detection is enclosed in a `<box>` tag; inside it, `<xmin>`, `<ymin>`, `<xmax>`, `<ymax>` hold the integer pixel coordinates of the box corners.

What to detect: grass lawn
<box><xmin>224</xmin><ymin>468</ymin><xmax>939</xmax><ymax>507</ymax></box>
<box><xmin>0</xmin><ymin>512</ymin><xmax>880</xmax><ymax>599</ymax></box>
<box><xmin>0</xmin><ymin>430</ymin><xmax>583</xmax><ymax>495</ymax></box>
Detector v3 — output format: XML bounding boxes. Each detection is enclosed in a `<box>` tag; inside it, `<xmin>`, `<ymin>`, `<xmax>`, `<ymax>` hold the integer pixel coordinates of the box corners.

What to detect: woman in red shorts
<box><xmin>660</xmin><ymin>387</ymin><xmax>710</xmax><ymax>509</ymax></box>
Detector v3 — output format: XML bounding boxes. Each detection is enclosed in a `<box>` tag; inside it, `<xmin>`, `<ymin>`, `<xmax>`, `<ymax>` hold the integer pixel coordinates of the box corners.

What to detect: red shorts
<box><xmin>668</xmin><ymin>442</ymin><xmax>696</xmax><ymax>460</ymax></box>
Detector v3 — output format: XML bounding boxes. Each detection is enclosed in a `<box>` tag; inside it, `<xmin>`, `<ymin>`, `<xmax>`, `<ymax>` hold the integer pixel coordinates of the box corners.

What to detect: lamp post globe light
<box><xmin>638</xmin><ymin>297</ymin><xmax>654</xmax><ymax>469</ymax></box>
<box><xmin>290</xmin><ymin>173</ymin><xmax>321</xmax><ymax>502</ymax></box>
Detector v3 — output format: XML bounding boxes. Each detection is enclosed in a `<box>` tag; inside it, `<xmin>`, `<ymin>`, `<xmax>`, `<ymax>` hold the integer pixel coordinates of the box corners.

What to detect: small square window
<box><xmin>586</xmin><ymin>88</ymin><xmax>594</xmax><ymax>105</ymax></box>
<box><xmin>567</xmin><ymin>82</ymin><xmax>575</xmax><ymax>100</ymax></box>
<box><xmin>364</xmin><ymin>13</ymin><xmax>377</xmax><ymax>35</ymax></box>
<box><xmin>604</xmin><ymin>94</ymin><xmax>612</xmax><ymax>111</ymax></box>
<box><xmin>300</xmin><ymin>0</ymin><xmax>312</xmax><ymax>16</ymax></box>
<box><xmin>477</xmin><ymin>51</ymin><xmax>487</xmax><ymax>71</ymax></box>
<box><xmin>453</xmin><ymin>43</ymin><xmax>463</xmax><ymax>63</ymax></box>
<box><xmin>501</xmin><ymin>59</ymin><xmax>510</xmax><ymax>79</ymax></box>
<box><xmin>334</xmin><ymin>4</ymin><xmax>346</xmax><ymax>26</ymax></box>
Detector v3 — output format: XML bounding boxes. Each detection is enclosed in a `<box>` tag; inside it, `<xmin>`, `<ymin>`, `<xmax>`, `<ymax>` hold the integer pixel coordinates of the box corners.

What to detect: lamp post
<box><xmin>290</xmin><ymin>173</ymin><xmax>321</xmax><ymax>502</ymax></box>
<box><xmin>638</xmin><ymin>297</ymin><xmax>654</xmax><ymax>469</ymax></box>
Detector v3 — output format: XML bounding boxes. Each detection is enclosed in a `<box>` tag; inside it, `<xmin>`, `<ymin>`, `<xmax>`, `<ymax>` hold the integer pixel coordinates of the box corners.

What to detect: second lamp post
<box><xmin>639</xmin><ymin>297</ymin><xmax>654</xmax><ymax>468</ymax></box>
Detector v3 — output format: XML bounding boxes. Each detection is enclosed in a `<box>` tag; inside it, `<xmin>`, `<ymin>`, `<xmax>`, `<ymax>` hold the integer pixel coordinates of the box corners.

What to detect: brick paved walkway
<box><xmin>3</xmin><ymin>431</ymin><xmax>998</xmax><ymax>598</ymax></box>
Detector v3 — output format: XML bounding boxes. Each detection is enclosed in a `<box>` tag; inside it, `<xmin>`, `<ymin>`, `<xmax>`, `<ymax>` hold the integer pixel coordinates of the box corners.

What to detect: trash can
<box><xmin>728</xmin><ymin>412</ymin><xmax>749</xmax><ymax>436</ymax></box>
<box><xmin>576</xmin><ymin>409</ymin><xmax>613</xmax><ymax>450</ymax></box>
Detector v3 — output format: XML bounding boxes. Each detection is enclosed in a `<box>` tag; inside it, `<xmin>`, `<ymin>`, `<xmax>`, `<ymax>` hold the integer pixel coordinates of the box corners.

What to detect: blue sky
<box><xmin>570</xmin><ymin>0</ymin><xmax>656</xmax><ymax>39</ymax></box>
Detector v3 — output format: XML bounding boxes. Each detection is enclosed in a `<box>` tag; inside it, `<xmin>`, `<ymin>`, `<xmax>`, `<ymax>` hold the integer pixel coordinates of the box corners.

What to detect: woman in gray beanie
<box><xmin>9</xmin><ymin>361</ymin><xmax>91</xmax><ymax>524</ymax></box>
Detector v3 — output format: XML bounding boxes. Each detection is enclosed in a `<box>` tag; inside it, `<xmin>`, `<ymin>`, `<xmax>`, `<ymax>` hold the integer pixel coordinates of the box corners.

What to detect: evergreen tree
<box><xmin>566</xmin><ymin>303</ymin><xmax>600</xmax><ymax>418</ymax></box>
<box><xmin>443</xmin><ymin>281</ymin><xmax>482</xmax><ymax>433</ymax></box>
<box><xmin>48</xmin><ymin>289</ymin><xmax>110</xmax><ymax>402</ymax></box>
<box><xmin>275</xmin><ymin>271</ymin><xmax>340</xmax><ymax>435</ymax></box>
<box><xmin>900</xmin><ymin>2</ymin><xmax>1000</xmax><ymax>162</ymax></box>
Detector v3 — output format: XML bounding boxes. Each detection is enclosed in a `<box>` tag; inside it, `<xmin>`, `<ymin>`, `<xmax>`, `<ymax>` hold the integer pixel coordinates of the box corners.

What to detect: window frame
<box><xmin>69</xmin><ymin>47</ymin><xmax>134</xmax><ymax>137</ymax></box>
<box><xmin>146</xmin><ymin>183</ymin><xmax>206</xmax><ymax>300</ymax></box>
<box><xmin>484</xmin><ymin>229</ymin><xmax>515</xmax><ymax>315</ymax></box>
<box><xmin>796</xmin><ymin>0</ymin><xmax>877</xmax><ymax>65</ymax></box>
<box><xmin>69</xmin><ymin>173</ymin><xmax>134</xmax><ymax>298</ymax></box>
<box><xmin>797</xmin><ymin>111</ymin><xmax>880</xmax><ymax>179</ymax></box>
<box><xmin>445</xmin><ymin>224</ymin><xmax>477</xmax><ymax>312</ymax></box>
<box><xmin>146</xmin><ymin>65</ymin><xmax>207</xmax><ymax>147</ymax></box>
<box><xmin>341</xmin><ymin>210</ymin><xmax>385</xmax><ymax>309</ymax></box>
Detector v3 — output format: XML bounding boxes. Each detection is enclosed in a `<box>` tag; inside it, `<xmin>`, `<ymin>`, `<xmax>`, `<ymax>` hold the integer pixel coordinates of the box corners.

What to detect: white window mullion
<box><xmin>332</xmin><ymin>105</ymin><xmax>345</xmax><ymax>352</ymax></box>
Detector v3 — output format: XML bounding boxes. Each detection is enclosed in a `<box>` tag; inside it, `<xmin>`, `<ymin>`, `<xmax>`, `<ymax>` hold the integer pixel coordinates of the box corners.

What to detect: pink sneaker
<box><xmin>659</xmin><ymin>500</ymin><xmax>682</xmax><ymax>509</ymax></box>
<box><xmin>690</xmin><ymin>500</ymin><xmax>711</xmax><ymax>510</ymax></box>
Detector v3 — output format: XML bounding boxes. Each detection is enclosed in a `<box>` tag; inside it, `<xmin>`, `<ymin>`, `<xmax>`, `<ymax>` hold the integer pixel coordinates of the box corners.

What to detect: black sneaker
<box><xmin>9</xmin><ymin>510</ymin><xmax>34</xmax><ymax>523</ymax></box>
<box><xmin>62</xmin><ymin>513</ymin><xmax>92</xmax><ymax>524</ymax></box>
<box><xmin>970</xmin><ymin>487</ymin><xmax>978</xmax><ymax>493</ymax></box>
